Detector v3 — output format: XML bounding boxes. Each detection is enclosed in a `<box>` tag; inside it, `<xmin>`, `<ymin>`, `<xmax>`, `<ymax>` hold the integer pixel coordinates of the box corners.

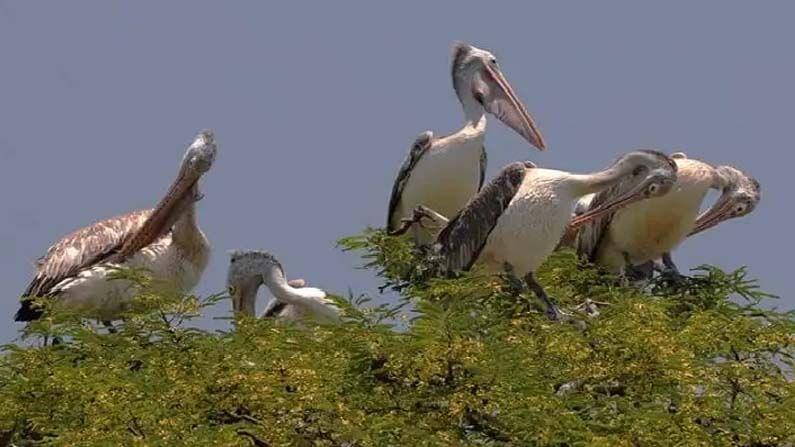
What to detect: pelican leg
<box><xmin>523</xmin><ymin>272</ymin><xmax>562</xmax><ymax>321</ymax></box>
<box><xmin>102</xmin><ymin>320</ymin><xmax>117</xmax><ymax>334</ymax></box>
<box><xmin>387</xmin><ymin>205</ymin><xmax>449</xmax><ymax>236</ymax></box>
<box><xmin>660</xmin><ymin>252</ymin><xmax>683</xmax><ymax>281</ymax></box>
<box><xmin>624</xmin><ymin>261</ymin><xmax>655</xmax><ymax>282</ymax></box>
<box><xmin>500</xmin><ymin>262</ymin><xmax>525</xmax><ymax>295</ymax></box>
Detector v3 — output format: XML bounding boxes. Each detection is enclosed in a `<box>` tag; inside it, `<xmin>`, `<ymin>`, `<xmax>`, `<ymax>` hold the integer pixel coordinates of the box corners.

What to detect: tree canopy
<box><xmin>1</xmin><ymin>230</ymin><xmax>793</xmax><ymax>446</ymax></box>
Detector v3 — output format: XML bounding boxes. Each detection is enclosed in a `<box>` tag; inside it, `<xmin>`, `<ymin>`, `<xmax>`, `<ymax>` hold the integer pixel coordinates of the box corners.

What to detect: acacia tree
<box><xmin>0</xmin><ymin>229</ymin><xmax>792</xmax><ymax>446</ymax></box>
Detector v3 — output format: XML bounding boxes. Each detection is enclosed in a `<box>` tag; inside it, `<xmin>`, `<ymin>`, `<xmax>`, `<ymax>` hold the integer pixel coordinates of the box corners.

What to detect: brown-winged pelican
<box><xmin>226</xmin><ymin>250</ymin><xmax>339</xmax><ymax>323</ymax></box>
<box><xmin>569</xmin><ymin>152</ymin><xmax>745</xmax><ymax>276</ymax></box>
<box><xmin>387</xmin><ymin>42</ymin><xmax>545</xmax><ymax>245</ymax></box>
<box><xmin>16</xmin><ymin>131</ymin><xmax>216</xmax><ymax>322</ymax></box>
<box><xmin>434</xmin><ymin>150</ymin><xmax>677</xmax><ymax>319</ymax></box>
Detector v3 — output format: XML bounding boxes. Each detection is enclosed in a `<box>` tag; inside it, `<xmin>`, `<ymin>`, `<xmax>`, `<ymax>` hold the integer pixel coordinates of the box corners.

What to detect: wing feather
<box><xmin>436</xmin><ymin>161</ymin><xmax>529</xmax><ymax>272</ymax></box>
<box><xmin>261</xmin><ymin>298</ymin><xmax>288</xmax><ymax>318</ymax></box>
<box><xmin>386</xmin><ymin>131</ymin><xmax>433</xmax><ymax>231</ymax></box>
<box><xmin>22</xmin><ymin>209</ymin><xmax>153</xmax><ymax>297</ymax></box>
<box><xmin>478</xmin><ymin>146</ymin><xmax>487</xmax><ymax>190</ymax></box>
<box><xmin>572</xmin><ymin>182</ymin><xmax>626</xmax><ymax>263</ymax></box>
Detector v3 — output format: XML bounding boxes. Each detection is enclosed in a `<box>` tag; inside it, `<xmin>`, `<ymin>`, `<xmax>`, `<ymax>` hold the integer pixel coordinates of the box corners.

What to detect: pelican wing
<box><xmin>261</xmin><ymin>298</ymin><xmax>287</xmax><ymax>318</ymax></box>
<box><xmin>478</xmin><ymin>145</ymin><xmax>487</xmax><ymax>190</ymax></box>
<box><xmin>22</xmin><ymin>209</ymin><xmax>153</xmax><ymax>297</ymax></box>
<box><xmin>573</xmin><ymin>183</ymin><xmax>628</xmax><ymax>262</ymax></box>
<box><xmin>557</xmin><ymin>195</ymin><xmax>594</xmax><ymax>250</ymax></box>
<box><xmin>386</xmin><ymin>131</ymin><xmax>434</xmax><ymax>231</ymax></box>
<box><xmin>436</xmin><ymin>161</ymin><xmax>530</xmax><ymax>272</ymax></box>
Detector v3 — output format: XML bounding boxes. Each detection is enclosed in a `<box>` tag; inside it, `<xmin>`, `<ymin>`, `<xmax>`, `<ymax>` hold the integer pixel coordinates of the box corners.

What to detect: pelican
<box><xmin>434</xmin><ymin>151</ymin><xmax>678</xmax><ymax>319</ymax></box>
<box><xmin>226</xmin><ymin>250</ymin><xmax>339</xmax><ymax>323</ymax></box>
<box><xmin>644</xmin><ymin>164</ymin><xmax>760</xmax><ymax>277</ymax></box>
<box><xmin>570</xmin><ymin>153</ymin><xmax>751</xmax><ymax>276</ymax></box>
<box><xmin>16</xmin><ymin>131</ymin><xmax>216</xmax><ymax>322</ymax></box>
<box><xmin>387</xmin><ymin>42</ymin><xmax>545</xmax><ymax>245</ymax></box>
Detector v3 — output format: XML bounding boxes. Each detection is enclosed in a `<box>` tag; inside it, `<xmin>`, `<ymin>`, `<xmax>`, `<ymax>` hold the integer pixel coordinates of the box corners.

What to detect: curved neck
<box><xmin>170</xmin><ymin>186</ymin><xmax>207</xmax><ymax>252</ymax></box>
<box><xmin>262</xmin><ymin>268</ymin><xmax>338</xmax><ymax>322</ymax></box>
<box><xmin>569</xmin><ymin>162</ymin><xmax>636</xmax><ymax>197</ymax></box>
<box><xmin>262</xmin><ymin>268</ymin><xmax>309</xmax><ymax>307</ymax></box>
<box><xmin>238</xmin><ymin>279</ymin><xmax>260</xmax><ymax>317</ymax></box>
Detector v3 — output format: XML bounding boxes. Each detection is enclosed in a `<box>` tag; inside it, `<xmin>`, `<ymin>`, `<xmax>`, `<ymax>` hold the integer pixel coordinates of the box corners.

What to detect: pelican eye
<box><xmin>473</xmin><ymin>91</ymin><xmax>486</xmax><ymax>105</ymax></box>
<box><xmin>490</xmin><ymin>57</ymin><xmax>497</xmax><ymax>64</ymax></box>
<box><xmin>734</xmin><ymin>203</ymin><xmax>748</xmax><ymax>215</ymax></box>
<box><xmin>228</xmin><ymin>285</ymin><xmax>238</xmax><ymax>296</ymax></box>
<box><xmin>647</xmin><ymin>183</ymin><xmax>660</xmax><ymax>195</ymax></box>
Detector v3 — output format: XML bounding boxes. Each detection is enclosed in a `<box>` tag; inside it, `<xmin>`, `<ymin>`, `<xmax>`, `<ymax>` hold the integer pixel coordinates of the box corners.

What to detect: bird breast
<box><xmin>604</xmin><ymin>167</ymin><xmax>713</xmax><ymax>265</ymax></box>
<box><xmin>478</xmin><ymin>169</ymin><xmax>578</xmax><ymax>276</ymax></box>
<box><xmin>398</xmin><ymin>133</ymin><xmax>484</xmax><ymax>221</ymax></box>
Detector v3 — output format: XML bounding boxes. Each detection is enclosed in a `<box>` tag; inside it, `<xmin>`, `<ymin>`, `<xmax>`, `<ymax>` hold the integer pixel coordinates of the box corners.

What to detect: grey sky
<box><xmin>0</xmin><ymin>1</ymin><xmax>791</xmax><ymax>342</ymax></box>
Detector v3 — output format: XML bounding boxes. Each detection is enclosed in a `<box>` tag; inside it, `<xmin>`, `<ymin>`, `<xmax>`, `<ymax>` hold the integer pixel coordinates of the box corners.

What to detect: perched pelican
<box><xmin>688</xmin><ymin>165</ymin><xmax>760</xmax><ymax>237</ymax></box>
<box><xmin>570</xmin><ymin>153</ymin><xmax>749</xmax><ymax>276</ymax></box>
<box><xmin>226</xmin><ymin>250</ymin><xmax>339</xmax><ymax>323</ymax></box>
<box><xmin>644</xmin><ymin>164</ymin><xmax>760</xmax><ymax>276</ymax></box>
<box><xmin>434</xmin><ymin>151</ymin><xmax>677</xmax><ymax>319</ymax></box>
<box><xmin>387</xmin><ymin>42</ymin><xmax>545</xmax><ymax>245</ymax></box>
<box><xmin>16</xmin><ymin>131</ymin><xmax>216</xmax><ymax>322</ymax></box>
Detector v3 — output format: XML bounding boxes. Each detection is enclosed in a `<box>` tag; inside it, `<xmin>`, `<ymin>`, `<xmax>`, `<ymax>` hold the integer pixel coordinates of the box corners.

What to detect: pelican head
<box><xmin>152</xmin><ymin>130</ymin><xmax>215</xmax><ymax>214</ymax></box>
<box><xmin>689</xmin><ymin>166</ymin><xmax>760</xmax><ymax>235</ymax></box>
<box><xmin>227</xmin><ymin>250</ymin><xmax>283</xmax><ymax>314</ymax></box>
<box><xmin>451</xmin><ymin>42</ymin><xmax>545</xmax><ymax>150</ymax></box>
<box><xmin>570</xmin><ymin>150</ymin><xmax>678</xmax><ymax>228</ymax></box>
<box><xmin>182</xmin><ymin>130</ymin><xmax>217</xmax><ymax>176</ymax></box>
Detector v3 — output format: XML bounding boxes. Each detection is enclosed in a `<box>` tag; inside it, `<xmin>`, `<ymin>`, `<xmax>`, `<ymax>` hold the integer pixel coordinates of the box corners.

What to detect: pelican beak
<box><xmin>689</xmin><ymin>196</ymin><xmax>735</xmax><ymax>237</ymax></box>
<box><xmin>476</xmin><ymin>63</ymin><xmax>545</xmax><ymax>150</ymax></box>
<box><xmin>117</xmin><ymin>163</ymin><xmax>203</xmax><ymax>257</ymax></box>
<box><xmin>115</xmin><ymin>132</ymin><xmax>215</xmax><ymax>258</ymax></box>
<box><xmin>230</xmin><ymin>285</ymin><xmax>244</xmax><ymax>313</ymax></box>
<box><xmin>229</xmin><ymin>281</ymin><xmax>259</xmax><ymax>316</ymax></box>
<box><xmin>570</xmin><ymin>173</ymin><xmax>674</xmax><ymax>228</ymax></box>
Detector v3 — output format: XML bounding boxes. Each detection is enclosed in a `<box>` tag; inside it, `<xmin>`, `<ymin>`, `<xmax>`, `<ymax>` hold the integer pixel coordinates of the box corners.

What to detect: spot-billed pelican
<box><xmin>569</xmin><ymin>153</ymin><xmax>750</xmax><ymax>277</ymax></box>
<box><xmin>387</xmin><ymin>42</ymin><xmax>545</xmax><ymax>245</ymax></box>
<box><xmin>226</xmin><ymin>250</ymin><xmax>339</xmax><ymax>323</ymax></box>
<box><xmin>434</xmin><ymin>151</ymin><xmax>677</xmax><ymax>319</ymax></box>
<box><xmin>16</xmin><ymin>131</ymin><xmax>216</xmax><ymax>322</ymax></box>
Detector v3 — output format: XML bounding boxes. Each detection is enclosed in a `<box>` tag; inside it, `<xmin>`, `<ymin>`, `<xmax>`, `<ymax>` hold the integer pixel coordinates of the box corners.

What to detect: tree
<box><xmin>1</xmin><ymin>229</ymin><xmax>793</xmax><ymax>446</ymax></box>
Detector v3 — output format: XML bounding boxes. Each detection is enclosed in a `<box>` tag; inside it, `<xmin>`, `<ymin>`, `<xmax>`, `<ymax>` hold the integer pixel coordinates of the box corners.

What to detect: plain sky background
<box><xmin>0</xmin><ymin>1</ymin><xmax>791</xmax><ymax>343</ymax></box>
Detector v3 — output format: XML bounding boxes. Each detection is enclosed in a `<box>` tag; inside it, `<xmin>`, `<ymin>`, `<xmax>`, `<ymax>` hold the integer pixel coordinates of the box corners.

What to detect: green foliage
<box><xmin>1</xmin><ymin>231</ymin><xmax>793</xmax><ymax>446</ymax></box>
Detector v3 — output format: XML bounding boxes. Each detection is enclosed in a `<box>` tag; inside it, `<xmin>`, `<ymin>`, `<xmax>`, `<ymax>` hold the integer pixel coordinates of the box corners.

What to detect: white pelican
<box><xmin>570</xmin><ymin>153</ymin><xmax>751</xmax><ymax>276</ymax></box>
<box><xmin>646</xmin><ymin>164</ymin><xmax>760</xmax><ymax>277</ymax></box>
<box><xmin>387</xmin><ymin>42</ymin><xmax>545</xmax><ymax>245</ymax></box>
<box><xmin>226</xmin><ymin>250</ymin><xmax>339</xmax><ymax>323</ymax></box>
<box><xmin>434</xmin><ymin>151</ymin><xmax>678</xmax><ymax>319</ymax></box>
<box><xmin>16</xmin><ymin>131</ymin><xmax>216</xmax><ymax>322</ymax></box>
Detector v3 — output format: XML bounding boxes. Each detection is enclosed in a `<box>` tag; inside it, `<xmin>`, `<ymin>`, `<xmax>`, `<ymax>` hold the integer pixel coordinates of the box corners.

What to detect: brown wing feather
<box><xmin>436</xmin><ymin>161</ymin><xmax>530</xmax><ymax>272</ymax></box>
<box><xmin>386</xmin><ymin>131</ymin><xmax>433</xmax><ymax>232</ymax></box>
<box><xmin>478</xmin><ymin>145</ymin><xmax>487</xmax><ymax>190</ymax></box>
<box><xmin>22</xmin><ymin>209</ymin><xmax>153</xmax><ymax>297</ymax></box>
<box><xmin>572</xmin><ymin>185</ymin><xmax>622</xmax><ymax>263</ymax></box>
